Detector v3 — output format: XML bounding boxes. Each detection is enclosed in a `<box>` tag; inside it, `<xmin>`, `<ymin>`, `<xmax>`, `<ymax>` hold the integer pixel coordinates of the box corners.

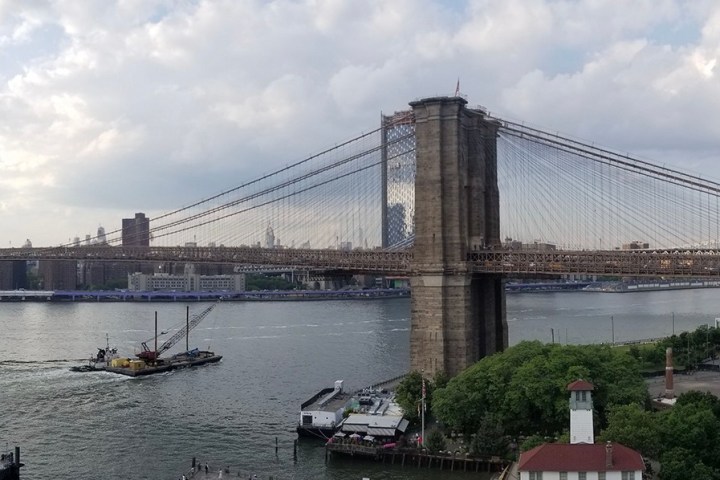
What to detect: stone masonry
<box><xmin>409</xmin><ymin>96</ymin><xmax>507</xmax><ymax>378</ymax></box>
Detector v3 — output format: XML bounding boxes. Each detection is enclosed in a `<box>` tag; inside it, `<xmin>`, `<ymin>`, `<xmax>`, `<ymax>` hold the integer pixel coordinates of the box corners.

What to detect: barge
<box><xmin>102</xmin><ymin>348</ymin><xmax>221</xmax><ymax>376</ymax></box>
<box><xmin>298</xmin><ymin>380</ymin><xmax>350</xmax><ymax>438</ymax></box>
<box><xmin>72</xmin><ymin>302</ymin><xmax>222</xmax><ymax>377</ymax></box>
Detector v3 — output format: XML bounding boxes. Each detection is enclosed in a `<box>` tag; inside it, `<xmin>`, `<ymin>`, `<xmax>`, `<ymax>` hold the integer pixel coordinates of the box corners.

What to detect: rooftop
<box><xmin>519</xmin><ymin>443</ymin><xmax>644</xmax><ymax>472</ymax></box>
<box><xmin>567</xmin><ymin>379</ymin><xmax>595</xmax><ymax>391</ymax></box>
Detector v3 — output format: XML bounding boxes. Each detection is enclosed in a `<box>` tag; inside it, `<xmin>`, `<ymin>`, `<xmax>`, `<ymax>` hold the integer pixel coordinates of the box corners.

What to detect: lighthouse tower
<box><xmin>568</xmin><ymin>379</ymin><xmax>594</xmax><ymax>444</ymax></box>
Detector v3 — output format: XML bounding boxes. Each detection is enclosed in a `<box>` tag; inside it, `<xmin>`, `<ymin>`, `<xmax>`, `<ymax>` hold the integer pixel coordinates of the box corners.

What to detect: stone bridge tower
<box><xmin>409</xmin><ymin>96</ymin><xmax>507</xmax><ymax>378</ymax></box>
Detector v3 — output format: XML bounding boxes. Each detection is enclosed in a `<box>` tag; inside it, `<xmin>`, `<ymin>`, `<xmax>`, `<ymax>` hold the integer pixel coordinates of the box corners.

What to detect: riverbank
<box><xmin>584</xmin><ymin>280</ymin><xmax>720</xmax><ymax>293</ymax></box>
<box><xmin>0</xmin><ymin>288</ymin><xmax>410</xmax><ymax>302</ymax></box>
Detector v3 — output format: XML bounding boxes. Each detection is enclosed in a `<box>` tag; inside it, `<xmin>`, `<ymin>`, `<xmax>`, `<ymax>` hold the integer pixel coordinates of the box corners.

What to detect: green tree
<box><xmin>599</xmin><ymin>403</ymin><xmax>660</xmax><ymax>458</ymax></box>
<box><xmin>433</xmin><ymin>341</ymin><xmax>647</xmax><ymax>439</ymax></box>
<box><xmin>659</xmin><ymin>401</ymin><xmax>720</xmax><ymax>468</ymax></box>
<box><xmin>396</xmin><ymin>371</ymin><xmax>431</xmax><ymax>423</ymax></box>
<box><xmin>26</xmin><ymin>271</ymin><xmax>42</xmax><ymax>289</ymax></box>
<box><xmin>424</xmin><ymin>428</ymin><xmax>446</xmax><ymax>453</ymax></box>
<box><xmin>519</xmin><ymin>435</ymin><xmax>547</xmax><ymax>452</ymax></box>
<box><xmin>659</xmin><ymin>447</ymin><xmax>717</xmax><ymax>480</ymax></box>
<box><xmin>245</xmin><ymin>273</ymin><xmax>296</xmax><ymax>291</ymax></box>
<box><xmin>675</xmin><ymin>390</ymin><xmax>720</xmax><ymax>419</ymax></box>
<box><xmin>470</xmin><ymin>413</ymin><xmax>509</xmax><ymax>458</ymax></box>
<box><xmin>433</xmin><ymin>370</ymin><xmax>449</xmax><ymax>390</ymax></box>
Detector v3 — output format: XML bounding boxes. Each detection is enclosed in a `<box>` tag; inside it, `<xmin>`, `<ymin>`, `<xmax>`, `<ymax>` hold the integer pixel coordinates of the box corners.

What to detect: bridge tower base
<box><xmin>409</xmin><ymin>96</ymin><xmax>508</xmax><ymax>378</ymax></box>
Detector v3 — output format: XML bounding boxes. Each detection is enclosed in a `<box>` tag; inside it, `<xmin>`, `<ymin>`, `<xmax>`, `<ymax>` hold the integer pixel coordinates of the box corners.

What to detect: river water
<box><xmin>2</xmin><ymin>289</ymin><xmax>720</xmax><ymax>480</ymax></box>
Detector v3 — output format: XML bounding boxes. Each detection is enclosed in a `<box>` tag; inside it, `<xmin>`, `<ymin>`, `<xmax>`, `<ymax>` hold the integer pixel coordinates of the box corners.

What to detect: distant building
<box><xmin>386</xmin><ymin>203</ymin><xmax>407</xmax><ymax>247</ymax></box>
<box><xmin>128</xmin><ymin>272</ymin><xmax>246</xmax><ymax>292</ymax></box>
<box><xmin>523</xmin><ymin>241</ymin><xmax>556</xmax><ymax>251</ymax></box>
<box><xmin>503</xmin><ymin>237</ymin><xmax>523</xmax><ymax>250</ymax></box>
<box><xmin>96</xmin><ymin>226</ymin><xmax>107</xmax><ymax>244</ymax></box>
<box><xmin>122</xmin><ymin>213</ymin><xmax>150</xmax><ymax>246</ymax></box>
<box><xmin>502</xmin><ymin>237</ymin><xmax>556</xmax><ymax>251</ymax></box>
<box><xmin>518</xmin><ymin>380</ymin><xmax>644</xmax><ymax>480</ymax></box>
<box><xmin>621</xmin><ymin>241</ymin><xmax>649</xmax><ymax>250</ymax></box>
<box><xmin>39</xmin><ymin>260</ymin><xmax>77</xmax><ymax>290</ymax></box>
<box><xmin>265</xmin><ymin>224</ymin><xmax>275</xmax><ymax>249</ymax></box>
<box><xmin>0</xmin><ymin>261</ymin><xmax>28</xmax><ymax>290</ymax></box>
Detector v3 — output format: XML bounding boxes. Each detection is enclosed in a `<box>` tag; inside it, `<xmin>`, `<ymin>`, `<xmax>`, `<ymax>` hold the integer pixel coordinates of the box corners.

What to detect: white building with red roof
<box><xmin>517</xmin><ymin>380</ymin><xmax>645</xmax><ymax>480</ymax></box>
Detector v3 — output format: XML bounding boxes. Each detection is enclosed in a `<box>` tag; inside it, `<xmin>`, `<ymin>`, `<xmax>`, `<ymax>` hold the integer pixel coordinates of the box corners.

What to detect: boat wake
<box><xmin>0</xmin><ymin>358</ymin><xmax>86</xmax><ymax>365</ymax></box>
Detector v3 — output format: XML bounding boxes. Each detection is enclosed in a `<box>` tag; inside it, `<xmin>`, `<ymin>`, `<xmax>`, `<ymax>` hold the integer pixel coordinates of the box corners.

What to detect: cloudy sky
<box><xmin>1</xmin><ymin>0</ymin><xmax>719</xmax><ymax>247</ymax></box>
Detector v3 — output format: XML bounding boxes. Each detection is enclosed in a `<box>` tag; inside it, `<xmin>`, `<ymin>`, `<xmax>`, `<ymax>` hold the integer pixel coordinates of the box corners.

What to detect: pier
<box><xmin>325</xmin><ymin>442</ymin><xmax>508</xmax><ymax>473</ymax></box>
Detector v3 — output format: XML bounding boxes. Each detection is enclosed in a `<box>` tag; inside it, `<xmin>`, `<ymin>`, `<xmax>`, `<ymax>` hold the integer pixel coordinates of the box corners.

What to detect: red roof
<box><xmin>567</xmin><ymin>379</ymin><xmax>595</xmax><ymax>391</ymax></box>
<box><xmin>518</xmin><ymin>443</ymin><xmax>644</xmax><ymax>472</ymax></box>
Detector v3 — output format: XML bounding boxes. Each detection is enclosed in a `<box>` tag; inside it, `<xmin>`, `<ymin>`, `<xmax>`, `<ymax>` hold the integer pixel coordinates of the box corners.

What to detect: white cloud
<box><xmin>0</xmin><ymin>0</ymin><xmax>719</xmax><ymax>246</ymax></box>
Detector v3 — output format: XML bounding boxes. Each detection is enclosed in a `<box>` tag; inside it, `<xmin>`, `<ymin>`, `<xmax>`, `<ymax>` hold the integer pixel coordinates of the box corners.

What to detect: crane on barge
<box><xmin>138</xmin><ymin>300</ymin><xmax>220</xmax><ymax>362</ymax></box>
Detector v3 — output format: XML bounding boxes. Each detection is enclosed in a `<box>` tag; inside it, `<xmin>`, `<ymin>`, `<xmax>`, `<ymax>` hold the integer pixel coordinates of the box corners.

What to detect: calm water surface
<box><xmin>2</xmin><ymin>289</ymin><xmax>720</xmax><ymax>479</ymax></box>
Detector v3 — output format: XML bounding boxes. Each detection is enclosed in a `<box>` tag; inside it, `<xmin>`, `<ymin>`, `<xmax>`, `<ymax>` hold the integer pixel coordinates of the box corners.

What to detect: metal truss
<box><xmin>5</xmin><ymin>246</ymin><xmax>720</xmax><ymax>278</ymax></box>
<box><xmin>467</xmin><ymin>249</ymin><xmax>720</xmax><ymax>278</ymax></box>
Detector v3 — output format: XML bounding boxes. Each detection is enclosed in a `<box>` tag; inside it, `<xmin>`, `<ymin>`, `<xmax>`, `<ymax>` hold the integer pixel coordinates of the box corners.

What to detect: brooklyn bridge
<box><xmin>3</xmin><ymin>96</ymin><xmax>720</xmax><ymax>376</ymax></box>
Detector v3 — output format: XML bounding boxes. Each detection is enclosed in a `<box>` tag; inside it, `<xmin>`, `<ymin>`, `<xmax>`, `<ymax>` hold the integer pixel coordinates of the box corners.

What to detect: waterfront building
<box><xmin>127</xmin><ymin>272</ymin><xmax>245</xmax><ymax>292</ymax></box>
<box><xmin>122</xmin><ymin>213</ymin><xmax>150</xmax><ymax>246</ymax></box>
<box><xmin>386</xmin><ymin>202</ymin><xmax>407</xmax><ymax>247</ymax></box>
<box><xmin>518</xmin><ymin>380</ymin><xmax>644</xmax><ymax>480</ymax></box>
<box><xmin>38</xmin><ymin>260</ymin><xmax>77</xmax><ymax>290</ymax></box>
<box><xmin>265</xmin><ymin>224</ymin><xmax>275</xmax><ymax>248</ymax></box>
<box><xmin>0</xmin><ymin>261</ymin><xmax>28</xmax><ymax>290</ymax></box>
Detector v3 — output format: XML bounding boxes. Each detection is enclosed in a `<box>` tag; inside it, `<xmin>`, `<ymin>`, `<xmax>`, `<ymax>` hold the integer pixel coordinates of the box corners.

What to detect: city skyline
<box><xmin>2</xmin><ymin>1</ymin><xmax>720</xmax><ymax>247</ymax></box>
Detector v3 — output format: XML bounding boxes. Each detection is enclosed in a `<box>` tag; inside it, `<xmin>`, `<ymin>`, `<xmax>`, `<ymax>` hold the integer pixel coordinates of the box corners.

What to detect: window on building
<box><xmin>598</xmin><ymin>472</ymin><xmax>606</xmax><ymax>480</ymax></box>
<box><xmin>559</xmin><ymin>472</ymin><xmax>567</xmax><ymax>480</ymax></box>
<box><xmin>621</xmin><ymin>472</ymin><xmax>635</xmax><ymax>480</ymax></box>
<box><xmin>578</xmin><ymin>472</ymin><xmax>587</xmax><ymax>480</ymax></box>
<box><xmin>581</xmin><ymin>391</ymin><xmax>587</xmax><ymax>402</ymax></box>
<box><xmin>529</xmin><ymin>472</ymin><xmax>543</xmax><ymax>480</ymax></box>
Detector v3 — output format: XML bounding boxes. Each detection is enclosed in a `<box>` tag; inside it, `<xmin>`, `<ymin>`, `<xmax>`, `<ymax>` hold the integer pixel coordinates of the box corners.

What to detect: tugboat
<box><xmin>70</xmin><ymin>334</ymin><xmax>119</xmax><ymax>372</ymax></box>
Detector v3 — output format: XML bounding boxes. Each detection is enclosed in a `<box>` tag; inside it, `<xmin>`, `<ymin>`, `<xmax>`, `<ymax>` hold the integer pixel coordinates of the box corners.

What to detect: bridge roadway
<box><xmin>3</xmin><ymin>246</ymin><xmax>720</xmax><ymax>278</ymax></box>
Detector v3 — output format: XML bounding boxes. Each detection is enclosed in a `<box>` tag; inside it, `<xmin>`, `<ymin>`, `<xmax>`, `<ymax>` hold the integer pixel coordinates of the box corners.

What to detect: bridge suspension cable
<box><xmin>494</xmin><ymin>117</ymin><xmax>720</xmax><ymax>250</ymax></box>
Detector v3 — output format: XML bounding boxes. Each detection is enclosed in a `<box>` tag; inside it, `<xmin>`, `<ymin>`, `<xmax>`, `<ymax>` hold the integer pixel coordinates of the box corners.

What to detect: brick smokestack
<box><xmin>665</xmin><ymin>347</ymin><xmax>674</xmax><ymax>399</ymax></box>
<box><xmin>605</xmin><ymin>441</ymin><xmax>613</xmax><ymax>468</ymax></box>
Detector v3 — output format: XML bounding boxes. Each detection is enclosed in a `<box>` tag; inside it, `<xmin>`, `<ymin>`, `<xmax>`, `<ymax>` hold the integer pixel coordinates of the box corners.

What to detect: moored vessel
<box><xmin>297</xmin><ymin>375</ymin><xmax>409</xmax><ymax>441</ymax></box>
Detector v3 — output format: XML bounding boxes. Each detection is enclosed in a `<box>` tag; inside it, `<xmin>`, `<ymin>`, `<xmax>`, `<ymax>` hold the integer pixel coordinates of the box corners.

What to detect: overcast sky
<box><xmin>1</xmin><ymin>0</ymin><xmax>719</xmax><ymax>247</ymax></box>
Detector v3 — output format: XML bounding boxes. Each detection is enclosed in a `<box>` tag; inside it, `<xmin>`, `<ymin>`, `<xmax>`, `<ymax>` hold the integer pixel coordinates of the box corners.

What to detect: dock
<box><xmin>325</xmin><ymin>442</ymin><xmax>508</xmax><ymax>473</ymax></box>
